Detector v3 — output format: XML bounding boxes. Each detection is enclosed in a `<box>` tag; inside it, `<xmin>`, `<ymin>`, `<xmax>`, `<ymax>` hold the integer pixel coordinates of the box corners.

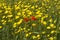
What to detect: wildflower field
<box><xmin>0</xmin><ymin>0</ymin><xmax>60</xmax><ymax>40</ymax></box>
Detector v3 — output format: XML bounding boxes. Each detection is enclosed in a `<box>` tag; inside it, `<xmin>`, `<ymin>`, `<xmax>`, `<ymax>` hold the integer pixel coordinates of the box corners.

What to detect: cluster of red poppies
<box><xmin>23</xmin><ymin>16</ymin><xmax>37</xmax><ymax>22</ymax></box>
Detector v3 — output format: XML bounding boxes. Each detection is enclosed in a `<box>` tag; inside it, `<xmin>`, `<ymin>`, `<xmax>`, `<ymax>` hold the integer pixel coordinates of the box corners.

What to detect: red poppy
<box><xmin>23</xmin><ymin>18</ymin><xmax>29</xmax><ymax>22</ymax></box>
<box><xmin>31</xmin><ymin>16</ymin><xmax>36</xmax><ymax>21</ymax></box>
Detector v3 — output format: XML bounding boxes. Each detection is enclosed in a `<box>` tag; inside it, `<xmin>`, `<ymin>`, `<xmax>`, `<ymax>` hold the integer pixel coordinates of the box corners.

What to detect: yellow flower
<box><xmin>13</xmin><ymin>23</ymin><xmax>17</xmax><ymax>28</ymax></box>
<box><xmin>50</xmin><ymin>24</ymin><xmax>54</xmax><ymax>26</ymax></box>
<box><xmin>27</xmin><ymin>29</ymin><xmax>30</xmax><ymax>31</ymax></box>
<box><xmin>15</xmin><ymin>6</ymin><xmax>20</xmax><ymax>10</ymax></box>
<box><xmin>15</xmin><ymin>15</ymin><xmax>20</xmax><ymax>19</ymax></box>
<box><xmin>47</xmin><ymin>26</ymin><xmax>51</xmax><ymax>29</ymax></box>
<box><xmin>28</xmin><ymin>11</ymin><xmax>32</xmax><ymax>15</ymax></box>
<box><xmin>36</xmin><ymin>11</ymin><xmax>40</xmax><ymax>14</ymax></box>
<box><xmin>7</xmin><ymin>15</ymin><xmax>13</xmax><ymax>18</ymax></box>
<box><xmin>41</xmin><ymin>17</ymin><xmax>45</xmax><ymax>21</ymax></box>
<box><xmin>17</xmin><ymin>12</ymin><xmax>21</xmax><ymax>15</ymax></box>
<box><xmin>17</xmin><ymin>19</ymin><xmax>23</xmax><ymax>25</ymax></box>
<box><xmin>4</xmin><ymin>6</ymin><xmax>7</xmax><ymax>8</ymax></box>
<box><xmin>2</xmin><ymin>21</ymin><xmax>6</xmax><ymax>25</ymax></box>
<box><xmin>37</xmin><ymin>34</ymin><xmax>40</xmax><ymax>38</ymax></box>
<box><xmin>41</xmin><ymin>17</ymin><xmax>44</xmax><ymax>23</ymax></box>
<box><xmin>8</xmin><ymin>19</ymin><xmax>12</xmax><ymax>22</ymax></box>
<box><xmin>27</xmin><ymin>15</ymin><xmax>30</xmax><ymax>17</ymax></box>
<box><xmin>15</xmin><ymin>30</ymin><xmax>20</xmax><ymax>34</ymax></box>
<box><xmin>42</xmin><ymin>2</ymin><xmax>45</xmax><ymax>6</ymax></box>
<box><xmin>50</xmin><ymin>24</ymin><xmax>56</xmax><ymax>28</ymax></box>
<box><xmin>43</xmin><ymin>0</ymin><xmax>50</xmax><ymax>2</ymax></box>
<box><xmin>59</xmin><ymin>27</ymin><xmax>60</xmax><ymax>30</ymax></box>
<box><xmin>45</xmin><ymin>14</ymin><xmax>48</xmax><ymax>18</ymax></box>
<box><xmin>32</xmin><ymin>35</ymin><xmax>37</xmax><ymax>39</ymax></box>
<box><xmin>32</xmin><ymin>23</ymin><xmax>36</xmax><ymax>27</ymax></box>
<box><xmin>29</xmin><ymin>32</ymin><xmax>32</xmax><ymax>35</ymax></box>
<box><xmin>0</xmin><ymin>4</ymin><xmax>2</xmax><ymax>7</ymax></box>
<box><xmin>0</xmin><ymin>10</ymin><xmax>2</xmax><ymax>13</ymax></box>
<box><xmin>42</xmin><ymin>21</ymin><xmax>47</xmax><ymax>25</ymax></box>
<box><xmin>49</xmin><ymin>18</ymin><xmax>53</xmax><ymax>22</ymax></box>
<box><xmin>37</xmin><ymin>34</ymin><xmax>40</xmax><ymax>39</ymax></box>
<box><xmin>2</xmin><ymin>3</ymin><xmax>6</xmax><ymax>6</ymax></box>
<box><xmin>15</xmin><ymin>28</ymin><xmax>21</xmax><ymax>34</ymax></box>
<box><xmin>53</xmin><ymin>37</ymin><xmax>56</xmax><ymax>39</ymax></box>
<box><xmin>54</xmin><ymin>20</ymin><xmax>57</xmax><ymax>23</ymax></box>
<box><xmin>36</xmin><ymin>11</ymin><xmax>43</xmax><ymax>18</ymax></box>
<box><xmin>31</xmin><ymin>0</ymin><xmax>38</xmax><ymax>2</ymax></box>
<box><xmin>18</xmin><ymin>1</ymin><xmax>21</xmax><ymax>4</ymax></box>
<box><xmin>42</xmin><ymin>31</ymin><xmax>46</xmax><ymax>34</ymax></box>
<box><xmin>0</xmin><ymin>26</ymin><xmax>2</xmax><ymax>29</ymax></box>
<box><xmin>23</xmin><ymin>8</ymin><xmax>28</xmax><ymax>11</ymax></box>
<box><xmin>1</xmin><ymin>20</ymin><xmax>5</xmax><ymax>22</ymax></box>
<box><xmin>59</xmin><ymin>11</ymin><xmax>60</xmax><ymax>14</ymax></box>
<box><xmin>54</xmin><ymin>0</ymin><xmax>57</xmax><ymax>1</ymax></box>
<box><xmin>47</xmin><ymin>34</ymin><xmax>50</xmax><ymax>37</ymax></box>
<box><xmin>25</xmin><ymin>33</ymin><xmax>29</xmax><ymax>37</ymax></box>
<box><xmin>35</xmin><ymin>5</ymin><xmax>38</xmax><ymax>8</ymax></box>
<box><xmin>49</xmin><ymin>37</ymin><xmax>54</xmax><ymax>40</ymax></box>
<box><xmin>5</xmin><ymin>11</ymin><xmax>8</xmax><ymax>14</ymax></box>
<box><xmin>38</xmin><ymin>37</ymin><xmax>40</xmax><ymax>39</ymax></box>
<box><xmin>51</xmin><ymin>30</ymin><xmax>56</xmax><ymax>34</ymax></box>
<box><xmin>2</xmin><ymin>16</ymin><xmax>5</xmax><ymax>18</ymax></box>
<box><xmin>6</xmin><ymin>6</ymin><xmax>11</xmax><ymax>11</ymax></box>
<box><xmin>22</xmin><ymin>11</ymin><xmax>26</xmax><ymax>17</ymax></box>
<box><xmin>21</xmin><ymin>28</ymin><xmax>23</xmax><ymax>31</ymax></box>
<box><xmin>23</xmin><ymin>27</ymin><xmax>26</xmax><ymax>30</ymax></box>
<box><xmin>35</xmin><ymin>15</ymin><xmax>42</xmax><ymax>18</ymax></box>
<box><xmin>31</xmin><ymin>6</ymin><xmax>35</xmax><ymax>9</ymax></box>
<box><xmin>24</xmin><ymin>5</ymin><xmax>29</xmax><ymax>8</ymax></box>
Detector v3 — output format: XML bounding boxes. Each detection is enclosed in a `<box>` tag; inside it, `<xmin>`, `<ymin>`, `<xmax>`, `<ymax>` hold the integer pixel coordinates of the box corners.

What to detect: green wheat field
<box><xmin>0</xmin><ymin>0</ymin><xmax>60</xmax><ymax>40</ymax></box>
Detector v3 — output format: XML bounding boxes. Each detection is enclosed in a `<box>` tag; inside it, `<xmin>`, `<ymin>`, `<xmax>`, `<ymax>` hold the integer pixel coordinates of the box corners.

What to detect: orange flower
<box><xmin>31</xmin><ymin>16</ymin><xmax>36</xmax><ymax>21</ymax></box>
<box><xmin>23</xmin><ymin>18</ymin><xmax>29</xmax><ymax>22</ymax></box>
